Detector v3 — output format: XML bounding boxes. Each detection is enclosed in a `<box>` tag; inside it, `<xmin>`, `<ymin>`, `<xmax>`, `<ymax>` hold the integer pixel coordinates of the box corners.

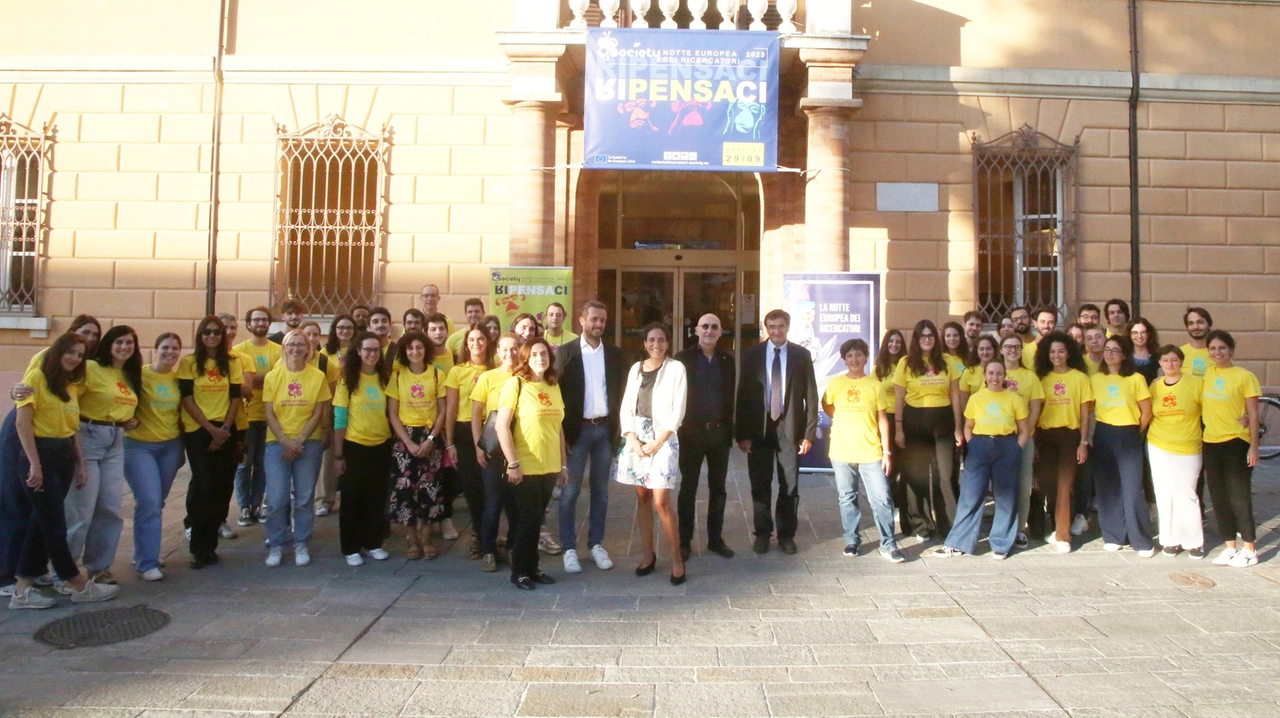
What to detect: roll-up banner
<box><xmin>584</xmin><ymin>28</ymin><xmax>779</xmax><ymax>173</ymax></box>
<box><xmin>489</xmin><ymin>267</ymin><xmax>574</xmax><ymax>331</ymax></box>
<box><xmin>783</xmin><ymin>273</ymin><xmax>884</xmax><ymax>473</ymax></box>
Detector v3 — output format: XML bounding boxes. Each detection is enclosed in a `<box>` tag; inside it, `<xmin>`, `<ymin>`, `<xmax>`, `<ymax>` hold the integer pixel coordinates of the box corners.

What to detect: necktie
<box><xmin>770</xmin><ymin>346</ymin><xmax>783</xmax><ymax>421</ymax></box>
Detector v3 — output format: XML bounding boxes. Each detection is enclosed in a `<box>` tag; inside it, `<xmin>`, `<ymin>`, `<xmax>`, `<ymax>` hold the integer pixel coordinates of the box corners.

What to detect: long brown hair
<box><xmin>94</xmin><ymin>325</ymin><xmax>143</xmax><ymax>394</ymax></box>
<box><xmin>40</xmin><ymin>333</ymin><xmax>88</xmax><ymax>402</ymax></box>
<box><xmin>874</xmin><ymin>329</ymin><xmax>905</xmax><ymax>381</ymax></box>
<box><xmin>512</xmin><ymin>337</ymin><xmax>558</xmax><ymax>385</ymax></box>
<box><xmin>461</xmin><ymin>323</ymin><xmax>495</xmax><ymax>368</ymax></box>
<box><xmin>905</xmin><ymin>319</ymin><xmax>947</xmax><ymax>377</ymax></box>
<box><xmin>194</xmin><ymin>315</ymin><xmax>232</xmax><ymax>380</ymax></box>
<box><xmin>343</xmin><ymin>331</ymin><xmax>391</xmax><ymax>395</ymax></box>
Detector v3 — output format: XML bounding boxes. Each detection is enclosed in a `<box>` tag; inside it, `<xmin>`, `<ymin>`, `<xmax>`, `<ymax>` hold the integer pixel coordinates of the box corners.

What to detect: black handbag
<box><xmin>478</xmin><ymin>378</ymin><xmax>522</xmax><ymax>457</ymax></box>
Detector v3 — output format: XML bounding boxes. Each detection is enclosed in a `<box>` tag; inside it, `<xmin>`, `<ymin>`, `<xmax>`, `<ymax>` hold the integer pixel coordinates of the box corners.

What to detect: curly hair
<box><xmin>1032</xmin><ymin>331</ymin><xmax>1088</xmax><ymax>378</ymax></box>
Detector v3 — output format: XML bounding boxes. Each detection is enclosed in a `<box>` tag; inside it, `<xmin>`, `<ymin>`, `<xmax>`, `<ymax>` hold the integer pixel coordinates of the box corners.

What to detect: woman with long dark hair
<box><xmin>445</xmin><ymin>325</ymin><xmax>496</xmax><ymax>559</ymax></box>
<box><xmin>495</xmin><ymin>337</ymin><xmax>567</xmax><ymax>590</ymax></box>
<box><xmin>179</xmin><ymin>315</ymin><xmax>243</xmax><ymax>569</ymax></box>
<box><xmin>959</xmin><ymin>335</ymin><xmax>999</xmax><ymax>405</ymax></box>
<box><xmin>1031</xmin><ymin>331</ymin><xmax>1093</xmax><ymax>551</ymax></box>
<box><xmin>122</xmin><ymin>332</ymin><xmax>185</xmax><ymax>581</ymax></box>
<box><xmin>1203</xmin><ymin>330</ymin><xmax>1263</xmax><ymax>568</ymax></box>
<box><xmin>324</xmin><ymin>314</ymin><xmax>357</xmax><ymax>369</ymax></box>
<box><xmin>387</xmin><ymin>330</ymin><xmax>447</xmax><ymax>559</ymax></box>
<box><xmin>941</xmin><ymin>321</ymin><xmax>969</xmax><ymax>378</ymax></box>
<box><xmin>874</xmin><ymin>330</ymin><xmax>908</xmax><ymax>538</ymax></box>
<box><xmin>1127</xmin><ymin>318</ymin><xmax>1161</xmax><ymax>384</ymax></box>
<box><xmin>1091</xmin><ymin>335</ymin><xmax>1154</xmax><ymax>556</ymax></box>
<box><xmin>65</xmin><ymin>325</ymin><xmax>143</xmax><ymax>586</ymax></box>
<box><xmin>892</xmin><ymin>320</ymin><xmax>962</xmax><ymax>540</ymax></box>
<box><xmin>334</xmin><ymin>331</ymin><xmax>394</xmax><ymax>565</ymax></box>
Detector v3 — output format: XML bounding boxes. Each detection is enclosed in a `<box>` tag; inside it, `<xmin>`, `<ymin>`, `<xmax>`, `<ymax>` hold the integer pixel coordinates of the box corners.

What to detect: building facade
<box><xmin>1</xmin><ymin>0</ymin><xmax>1278</xmax><ymax>381</ymax></box>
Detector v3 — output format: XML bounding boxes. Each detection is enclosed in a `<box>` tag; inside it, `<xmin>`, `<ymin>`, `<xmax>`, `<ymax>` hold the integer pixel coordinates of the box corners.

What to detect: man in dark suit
<box><xmin>735</xmin><ymin>309</ymin><xmax>819</xmax><ymax>555</ymax></box>
<box><xmin>675</xmin><ymin>313</ymin><xmax>737</xmax><ymax>561</ymax></box>
<box><xmin>553</xmin><ymin>300</ymin><xmax>626</xmax><ymax>574</ymax></box>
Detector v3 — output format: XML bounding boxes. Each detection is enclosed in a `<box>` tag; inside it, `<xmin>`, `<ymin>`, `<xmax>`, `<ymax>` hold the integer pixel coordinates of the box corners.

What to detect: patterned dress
<box><xmin>387</xmin><ymin>425</ymin><xmax>445</xmax><ymax>525</ymax></box>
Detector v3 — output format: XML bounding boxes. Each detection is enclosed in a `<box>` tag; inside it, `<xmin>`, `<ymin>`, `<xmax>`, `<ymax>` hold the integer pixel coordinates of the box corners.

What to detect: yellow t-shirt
<box><xmin>945</xmin><ymin>353</ymin><xmax>967</xmax><ymax>379</ymax></box>
<box><xmin>176</xmin><ymin>354</ymin><xmax>244</xmax><ymax>431</ymax></box>
<box><xmin>128</xmin><ymin>366</ymin><xmax>182</xmax><ymax>443</ymax></box>
<box><xmin>472</xmin><ymin>368</ymin><xmax>513</xmax><ymax>417</ymax></box>
<box><xmin>1148</xmin><ymin>375</ymin><xmax>1203</xmax><ymax>455</ymax></box>
<box><xmin>1038</xmin><ymin>369</ymin><xmax>1093</xmax><ymax>430</ymax></box>
<box><xmin>545</xmin><ymin>329</ymin><xmax>579</xmax><ymax>349</ymax></box>
<box><xmin>1004</xmin><ymin>367</ymin><xmax>1046</xmax><ymax>408</ymax></box>
<box><xmin>892</xmin><ymin>356</ymin><xmax>959</xmax><ymax>409</ymax></box>
<box><xmin>444</xmin><ymin>362</ymin><xmax>490</xmax><ymax>423</ymax></box>
<box><xmin>1083</xmin><ymin>354</ymin><xmax>1101</xmax><ymax>375</ymax></box>
<box><xmin>498</xmin><ymin>377</ymin><xmax>565</xmax><ymax>475</ymax></box>
<box><xmin>262</xmin><ymin>364</ymin><xmax>331</xmax><ymax>442</ymax></box>
<box><xmin>1181</xmin><ymin>344</ymin><xmax>1211</xmax><ymax>378</ymax></box>
<box><xmin>1091</xmin><ymin>372</ymin><xmax>1152</xmax><ymax>427</ymax></box>
<box><xmin>959</xmin><ymin>365</ymin><xmax>985</xmax><ymax>395</ymax></box>
<box><xmin>1202</xmin><ymin>365</ymin><xmax>1262</xmax><ymax>444</ymax></box>
<box><xmin>445</xmin><ymin>329</ymin><xmax>468</xmax><ymax>362</ymax></box>
<box><xmin>333</xmin><ymin>373</ymin><xmax>391</xmax><ymax>447</ymax></box>
<box><xmin>1022</xmin><ymin>341</ymin><xmax>1039</xmax><ymax>370</ymax></box>
<box><xmin>25</xmin><ymin>348</ymin><xmax>46</xmax><ymax>373</ymax></box>
<box><xmin>78</xmin><ymin>360</ymin><xmax>138</xmax><ymax>423</ymax></box>
<box><xmin>17</xmin><ymin>366</ymin><xmax>80</xmax><ymax>439</ymax></box>
<box><xmin>233</xmin><ymin>339</ymin><xmax>282</xmax><ymax>422</ymax></box>
<box><xmin>231</xmin><ymin>350</ymin><xmax>252</xmax><ymax>431</ymax></box>
<box><xmin>876</xmin><ymin>369</ymin><xmax>897</xmax><ymax>414</ymax></box>
<box><xmin>823</xmin><ymin>374</ymin><xmax>889</xmax><ymax>464</ymax></box>
<box><xmin>272</xmin><ymin>352</ymin><xmax>341</xmax><ymax>386</ymax></box>
<box><xmin>431</xmin><ymin>345</ymin><xmax>455</xmax><ymax>374</ymax></box>
<box><xmin>387</xmin><ymin>366</ymin><xmax>446</xmax><ymax>428</ymax></box>
<box><xmin>965</xmin><ymin>388</ymin><xmax>1028</xmax><ymax>436</ymax></box>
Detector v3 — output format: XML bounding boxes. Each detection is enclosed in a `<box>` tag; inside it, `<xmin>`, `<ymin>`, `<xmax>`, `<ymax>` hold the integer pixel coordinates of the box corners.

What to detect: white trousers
<box><xmin>1146</xmin><ymin>442</ymin><xmax>1204</xmax><ymax>550</ymax></box>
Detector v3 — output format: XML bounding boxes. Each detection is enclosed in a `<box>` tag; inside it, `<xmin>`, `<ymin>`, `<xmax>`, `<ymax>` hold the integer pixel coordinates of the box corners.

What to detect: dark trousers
<box><xmin>1032</xmin><ymin>426</ymin><xmax>1081</xmax><ymax>542</ymax></box>
<box><xmin>439</xmin><ymin>466</ymin><xmax>457</xmax><ymax>521</ymax></box>
<box><xmin>1072</xmin><ymin>449</ymin><xmax>1095</xmax><ymax>518</ymax></box>
<box><xmin>479</xmin><ymin>460</ymin><xmax>514</xmax><ymax>554</ymax></box>
<box><xmin>12</xmin><ymin>437</ymin><xmax>81</xmax><ymax>580</ymax></box>
<box><xmin>746</xmin><ymin>428</ymin><xmax>799</xmax><ymax>540</ymax></box>
<box><xmin>454</xmin><ymin>422</ymin><xmax>484</xmax><ymax>534</ymax></box>
<box><xmin>946</xmin><ymin>434</ymin><xmax>1021</xmax><ymax>555</ymax></box>
<box><xmin>1203</xmin><ymin>438</ymin><xmax>1255</xmax><ymax>543</ymax></box>
<box><xmin>0</xmin><ymin>409</ymin><xmax>27</xmax><ymax>585</ymax></box>
<box><xmin>184</xmin><ymin>427</ymin><xmax>240</xmax><ymax>557</ymax></box>
<box><xmin>1093</xmin><ymin>422</ymin><xmax>1153</xmax><ymax>551</ymax></box>
<box><xmin>677</xmin><ymin>422</ymin><xmax>731</xmax><ymax>547</ymax></box>
<box><xmin>509</xmin><ymin>473</ymin><xmax>556</xmax><ymax>578</ymax></box>
<box><xmin>899</xmin><ymin>405</ymin><xmax>957</xmax><ymax>538</ymax></box>
<box><xmin>338</xmin><ymin>439</ymin><xmax>393</xmax><ymax>556</ymax></box>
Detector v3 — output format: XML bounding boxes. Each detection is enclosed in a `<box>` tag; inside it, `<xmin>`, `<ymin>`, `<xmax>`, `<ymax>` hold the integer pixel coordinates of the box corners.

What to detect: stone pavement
<box><xmin>3</xmin><ymin>453</ymin><xmax>1280</xmax><ymax>718</ymax></box>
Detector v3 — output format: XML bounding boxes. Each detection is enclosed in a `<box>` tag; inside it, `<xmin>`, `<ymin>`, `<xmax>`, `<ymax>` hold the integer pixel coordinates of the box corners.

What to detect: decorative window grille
<box><xmin>0</xmin><ymin>114</ymin><xmax>50</xmax><ymax>315</ymax></box>
<box><xmin>272</xmin><ymin>115</ymin><xmax>387</xmax><ymax>317</ymax></box>
<box><xmin>972</xmin><ymin>124</ymin><xmax>1079</xmax><ymax>321</ymax></box>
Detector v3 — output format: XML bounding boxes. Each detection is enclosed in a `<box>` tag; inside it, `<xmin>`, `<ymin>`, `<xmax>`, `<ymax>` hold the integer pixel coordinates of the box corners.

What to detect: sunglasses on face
<box><xmin>699</xmin><ymin>323</ymin><xmax>720</xmax><ymax>330</ymax></box>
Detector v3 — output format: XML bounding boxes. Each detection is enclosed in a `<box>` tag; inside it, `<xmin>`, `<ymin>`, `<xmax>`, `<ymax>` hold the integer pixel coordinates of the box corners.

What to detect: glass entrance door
<box><xmin>614</xmin><ymin>268</ymin><xmax>745</xmax><ymax>365</ymax></box>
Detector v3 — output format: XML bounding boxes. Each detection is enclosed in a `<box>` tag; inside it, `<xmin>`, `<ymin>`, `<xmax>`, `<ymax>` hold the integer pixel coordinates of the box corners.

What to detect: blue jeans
<box><xmin>1093</xmin><ymin>422</ymin><xmax>1153</xmax><ymax>551</ymax></box>
<box><xmin>946</xmin><ymin>434</ymin><xmax>1021</xmax><ymax>555</ymax></box>
<box><xmin>123</xmin><ymin>437</ymin><xmax>185</xmax><ymax>572</ymax></box>
<box><xmin>264</xmin><ymin>439</ymin><xmax>322</xmax><ymax>549</ymax></box>
<box><xmin>480</xmin><ymin>461</ymin><xmax>514</xmax><ymax>554</ymax></box>
<box><xmin>560</xmin><ymin>421</ymin><xmax>613</xmax><ymax>551</ymax></box>
<box><xmin>235</xmin><ymin>421</ymin><xmax>268</xmax><ymax>511</ymax></box>
<box><xmin>0</xmin><ymin>409</ymin><xmax>27</xmax><ymax>586</ymax></box>
<box><xmin>832</xmin><ymin>460</ymin><xmax>898</xmax><ymax>552</ymax></box>
<box><xmin>67</xmin><ymin>422</ymin><xmax>126</xmax><ymax>573</ymax></box>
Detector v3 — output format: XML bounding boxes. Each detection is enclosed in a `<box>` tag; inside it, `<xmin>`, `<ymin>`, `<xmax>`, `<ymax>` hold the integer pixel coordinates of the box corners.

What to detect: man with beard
<box><xmin>425</xmin><ymin>312</ymin><xmax>454</xmax><ymax>373</ymax></box>
<box><xmin>1024</xmin><ymin>307</ymin><xmax>1058</xmax><ymax>369</ymax></box>
<box><xmin>368</xmin><ymin>307</ymin><xmax>394</xmax><ymax>356</ymax></box>
<box><xmin>268</xmin><ymin>299</ymin><xmax>305</xmax><ymax>344</ymax></box>
<box><xmin>1181</xmin><ymin>307</ymin><xmax>1213</xmax><ymax>378</ymax></box>
<box><xmin>350</xmin><ymin>305</ymin><xmax>371</xmax><ymax>332</ymax></box>
<box><xmin>543</xmin><ymin>302</ymin><xmax>579</xmax><ymax>350</ymax></box>
<box><xmin>1077</xmin><ymin>303</ymin><xmax>1101</xmax><ymax>328</ymax></box>
<box><xmin>233</xmin><ymin>307</ymin><xmax>282</xmax><ymax>526</ymax></box>
<box><xmin>1008</xmin><ymin>306</ymin><xmax>1035</xmax><ymax>369</ymax></box>
<box><xmin>962</xmin><ymin>311</ymin><xmax>985</xmax><ymax>346</ymax></box>
<box><xmin>444</xmin><ymin>298</ymin><xmax>486</xmax><ymax>359</ymax></box>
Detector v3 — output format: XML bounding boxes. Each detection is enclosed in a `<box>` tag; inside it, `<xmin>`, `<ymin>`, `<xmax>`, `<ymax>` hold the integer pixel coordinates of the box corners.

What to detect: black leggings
<box><xmin>454</xmin><ymin>422</ymin><xmax>484</xmax><ymax>536</ymax></box>
<box><xmin>1203</xmin><ymin>439</ymin><xmax>1255</xmax><ymax>543</ymax></box>
<box><xmin>338</xmin><ymin>439</ymin><xmax>393</xmax><ymax>555</ymax></box>
<box><xmin>12</xmin><ymin>437</ymin><xmax>81</xmax><ymax>581</ymax></box>
<box><xmin>899</xmin><ymin>405</ymin><xmax>957</xmax><ymax>538</ymax></box>
<box><xmin>184</xmin><ymin>427</ymin><xmax>241</xmax><ymax>557</ymax></box>
<box><xmin>509</xmin><ymin>473</ymin><xmax>556</xmax><ymax>579</ymax></box>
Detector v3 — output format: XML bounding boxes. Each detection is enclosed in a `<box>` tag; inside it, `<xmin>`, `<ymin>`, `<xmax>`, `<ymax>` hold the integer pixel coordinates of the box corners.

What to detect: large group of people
<box><xmin>0</xmin><ymin>284</ymin><xmax>1268</xmax><ymax>606</ymax></box>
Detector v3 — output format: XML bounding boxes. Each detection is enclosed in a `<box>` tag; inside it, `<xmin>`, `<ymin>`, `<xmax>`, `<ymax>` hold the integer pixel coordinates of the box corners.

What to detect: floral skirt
<box><xmin>614</xmin><ymin>418</ymin><xmax>681</xmax><ymax>490</ymax></box>
<box><xmin>387</xmin><ymin>425</ymin><xmax>445</xmax><ymax>525</ymax></box>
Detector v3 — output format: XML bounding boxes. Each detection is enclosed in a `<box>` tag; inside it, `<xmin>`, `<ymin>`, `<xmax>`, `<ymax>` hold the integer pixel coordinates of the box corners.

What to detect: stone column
<box><xmin>507</xmin><ymin>99</ymin><xmax>560</xmax><ymax>266</ymax></box>
<box><xmin>798</xmin><ymin>45</ymin><xmax>864</xmax><ymax>273</ymax></box>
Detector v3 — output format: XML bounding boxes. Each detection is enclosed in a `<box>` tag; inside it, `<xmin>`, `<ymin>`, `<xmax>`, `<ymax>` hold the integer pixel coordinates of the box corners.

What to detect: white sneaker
<box><xmin>137</xmin><ymin>568</ymin><xmax>164</xmax><ymax>582</ymax></box>
<box><xmin>69</xmin><ymin>579</ymin><xmax>119</xmax><ymax>603</ymax></box>
<box><xmin>441</xmin><ymin>519</ymin><xmax>459</xmax><ymax>541</ymax></box>
<box><xmin>1228</xmin><ymin>549</ymin><xmax>1258</xmax><ymax>568</ymax></box>
<box><xmin>1103</xmin><ymin>543</ymin><xmax>1123</xmax><ymax>552</ymax></box>
<box><xmin>1212</xmin><ymin>547</ymin><xmax>1239</xmax><ymax>566</ymax></box>
<box><xmin>9</xmin><ymin>585</ymin><xmax>56</xmax><ymax>609</ymax></box>
<box><xmin>295</xmin><ymin>546</ymin><xmax>311</xmax><ymax>567</ymax></box>
<box><xmin>991</xmin><ymin>552</ymin><xmax>1007</xmax><ymax>561</ymax></box>
<box><xmin>265</xmin><ymin>548</ymin><xmax>282</xmax><ymax>567</ymax></box>
<box><xmin>315</xmin><ymin>505</ymin><xmax>330</xmax><ymax>517</ymax></box>
<box><xmin>0</xmin><ymin>584</ymin><xmax>13</xmax><ymax>597</ymax></box>
<box><xmin>538</xmin><ymin>529</ymin><xmax>563</xmax><ymax>555</ymax></box>
<box><xmin>32</xmin><ymin>573</ymin><xmax>54</xmax><ymax>586</ymax></box>
<box><xmin>218</xmin><ymin>523</ymin><xmax>238</xmax><ymax>539</ymax></box>
<box><xmin>1056</xmin><ymin>540</ymin><xmax>1072</xmax><ymax>553</ymax></box>
<box><xmin>1137</xmin><ymin>547</ymin><xmax>1157</xmax><ymax>558</ymax></box>
<box><xmin>1070</xmin><ymin>514</ymin><xmax>1088</xmax><ymax>536</ymax></box>
<box><xmin>185</xmin><ymin>527</ymin><xmax>192</xmax><ymax>541</ymax></box>
<box><xmin>345</xmin><ymin>553</ymin><xmax>364</xmax><ymax>566</ymax></box>
<box><xmin>563</xmin><ymin>549</ymin><xmax>582</xmax><ymax>574</ymax></box>
<box><xmin>368</xmin><ymin>548</ymin><xmax>390</xmax><ymax>561</ymax></box>
<box><xmin>590</xmin><ymin>544</ymin><xmax>614</xmax><ymax>570</ymax></box>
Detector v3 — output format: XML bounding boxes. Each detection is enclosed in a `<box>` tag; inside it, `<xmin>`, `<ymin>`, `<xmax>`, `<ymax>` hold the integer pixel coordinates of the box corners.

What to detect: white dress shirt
<box><xmin>764</xmin><ymin>340</ymin><xmax>788</xmax><ymax>413</ymax></box>
<box><xmin>580</xmin><ymin>336</ymin><xmax>608</xmax><ymax>419</ymax></box>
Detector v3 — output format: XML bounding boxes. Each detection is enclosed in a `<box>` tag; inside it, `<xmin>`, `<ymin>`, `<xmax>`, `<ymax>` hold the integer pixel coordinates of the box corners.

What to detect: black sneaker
<box><xmin>1162</xmin><ymin>545</ymin><xmax>1181</xmax><ymax>557</ymax></box>
<box><xmin>707</xmin><ymin>541</ymin><xmax>735</xmax><ymax>559</ymax></box>
<box><xmin>237</xmin><ymin>507</ymin><xmax>254</xmax><ymax>526</ymax></box>
<box><xmin>752</xmin><ymin>536</ymin><xmax>770</xmax><ymax>554</ymax></box>
<box><xmin>843</xmin><ymin>544</ymin><xmax>859</xmax><ymax>557</ymax></box>
<box><xmin>1014</xmin><ymin>532</ymin><xmax>1029</xmax><ymax>548</ymax></box>
<box><xmin>1188</xmin><ymin>546</ymin><xmax>1206</xmax><ymax>560</ymax></box>
<box><xmin>880</xmin><ymin>548</ymin><xmax>906</xmax><ymax>564</ymax></box>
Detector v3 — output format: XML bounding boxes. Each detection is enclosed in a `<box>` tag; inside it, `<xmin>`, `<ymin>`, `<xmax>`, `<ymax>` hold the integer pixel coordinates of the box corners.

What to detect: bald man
<box><xmin>674</xmin><ymin>313</ymin><xmax>737</xmax><ymax>560</ymax></box>
<box><xmin>419</xmin><ymin>283</ymin><xmax>455</xmax><ymax>336</ymax></box>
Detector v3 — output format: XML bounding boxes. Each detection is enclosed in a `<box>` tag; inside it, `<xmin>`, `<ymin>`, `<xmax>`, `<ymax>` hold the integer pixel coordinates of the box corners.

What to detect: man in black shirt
<box><xmin>674</xmin><ymin>313</ymin><xmax>736</xmax><ymax>560</ymax></box>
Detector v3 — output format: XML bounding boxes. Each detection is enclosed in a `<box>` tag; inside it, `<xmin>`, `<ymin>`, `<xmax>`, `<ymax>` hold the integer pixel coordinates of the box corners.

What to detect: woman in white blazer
<box><xmin>616</xmin><ymin>323</ymin><xmax>688</xmax><ymax>584</ymax></box>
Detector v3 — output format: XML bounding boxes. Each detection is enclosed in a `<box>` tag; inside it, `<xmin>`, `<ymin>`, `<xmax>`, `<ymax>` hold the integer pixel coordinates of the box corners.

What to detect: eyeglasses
<box><xmin>1103</xmin><ymin>347</ymin><xmax>1123</xmax><ymax>354</ymax></box>
<box><xmin>201</xmin><ymin>329</ymin><xmax>223</xmax><ymax>337</ymax></box>
<box><xmin>1002</xmin><ymin>344</ymin><xmax>1021</xmax><ymax>351</ymax></box>
<box><xmin>358</xmin><ymin>347</ymin><xmax>381</xmax><ymax>354</ymax></box>
<box><xmin>699</xmin><ymin>324</ymin><xmax>721</xmax><ymax>330</ymax></box>
<box><xmin>918</xmin><ymin>333</ymin><xmax>936</xmax><ymax>339</ymax></box>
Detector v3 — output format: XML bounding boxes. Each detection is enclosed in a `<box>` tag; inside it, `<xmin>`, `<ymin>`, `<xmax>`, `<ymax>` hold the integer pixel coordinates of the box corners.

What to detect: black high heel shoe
<box><xmin>635</xmin><ymin>558</ymin><xmax>656</xmax><ymax>577</ymax></box>
<box><xmin>670</xmin><ymin>566</ymin><xmax>687</xmax><ymax>586</ymax></box>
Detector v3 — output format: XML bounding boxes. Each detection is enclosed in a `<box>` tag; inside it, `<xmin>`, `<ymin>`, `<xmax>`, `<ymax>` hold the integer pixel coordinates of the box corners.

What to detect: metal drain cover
<box><xmin>1169</xmin><ymin>572</ymin><xmax>1216</xmax><ymax>589</ymax></box>
<box><xmin>35</xmin><ymin>606</ymin><xmax>169</xmax><ymax>649</ymax></box>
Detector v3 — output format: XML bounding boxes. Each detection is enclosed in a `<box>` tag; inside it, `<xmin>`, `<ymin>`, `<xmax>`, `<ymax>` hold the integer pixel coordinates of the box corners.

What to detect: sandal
<box><xmin>423</xmin><ymin>544</ymin><xmax>439</xmax><ymax>560</ymax></box>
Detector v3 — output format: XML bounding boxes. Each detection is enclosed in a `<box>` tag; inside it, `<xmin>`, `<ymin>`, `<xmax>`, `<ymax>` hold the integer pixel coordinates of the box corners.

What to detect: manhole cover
<box><xmin>35</xmin><ymin>606</ymin><xmax>169</xmax><ymax>649</ymax></box>
<box><xmin>1169</xmin><ymin>572</ymin><xmax>1216</xmax><ymax>589</ymax></box>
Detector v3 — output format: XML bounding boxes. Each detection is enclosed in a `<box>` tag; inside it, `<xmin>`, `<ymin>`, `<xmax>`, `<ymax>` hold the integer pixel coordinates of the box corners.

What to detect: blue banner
<box><xmin>584</xmin><ymin>28</ymin><xmax>779</xmax><ymax>173</ymax></box>
<box><xmin>783</xmin><ymin>273</ymin><xmax>883</xmax><ymax>472</ymax></box>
